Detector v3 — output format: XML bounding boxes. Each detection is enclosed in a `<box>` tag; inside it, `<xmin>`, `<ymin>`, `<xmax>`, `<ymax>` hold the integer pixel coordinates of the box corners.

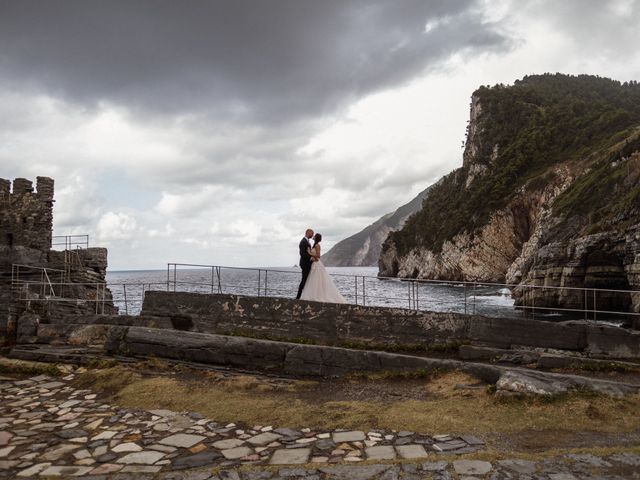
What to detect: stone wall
<box><xmin>1</xmin><ymin>176</ymin><xmax>115</xmax><ymax>343</ymax></box>
<box><xmin>0</xmin><ymin>177</ymin><xmax>54</xmax><ymax>257</ymax></box>
<box><xmin>140</xmin><ymin>291</ymin><xmax>640</xmax><ymax>359</ymax></box>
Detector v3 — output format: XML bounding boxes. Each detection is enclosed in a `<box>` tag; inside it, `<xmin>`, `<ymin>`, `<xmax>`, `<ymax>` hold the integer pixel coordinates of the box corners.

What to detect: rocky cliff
<box><xmin>379</xmin><ymin>74</ymin><xmax>640</xmax><ymax>315</ymax></box>
<box><xmin>323</xmin><ymin>185</ymin><xmax>433</xmax><ymax>266</ymax></box>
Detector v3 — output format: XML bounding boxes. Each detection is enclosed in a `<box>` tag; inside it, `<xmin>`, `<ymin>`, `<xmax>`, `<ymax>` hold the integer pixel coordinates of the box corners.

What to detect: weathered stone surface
<box><xmin>40</xmin><ymin>465</ymin><xmax>93</xmax><ymax>476</ymax></box>
<box><xmin>213</xmin><ymin>439</ymin><xmax>245</xmax><ymax>450</ymax></box>
<box><xmin>220</xmin><ymin>446</ymin><xmax>253</xmax><ymax>460</ymax></box>
<box><xmin>498</xmin><ymin>459</ymin><xmax>537</xmax><ymax>474</ymax></box>
<box><xmin>395</xmin><ymin>445</ymin><xmax>429</xmax><ymax>459</ymax></box>
<box><xmin>247</xmin><ymin>432</ymin><xmax>282</xmax><ymax>446</ymax></box>
<box><xmin>269</xmin><ymin>448</ymin><xmax>311</xmax><ymax>465</ymax></box>
<box><xmin>332</xmin><ymin>431</ymin><xmax>366</xmax><ymax>443</ymax></box>
<box><xmin>117</xmin><ymin>450</ymin><xmax>166</xmax><ymax>465</ymax></box>
<box><xmin>365</xmin><ymin>445</ymin><xmax>396</xmax><ymax>460</ymax></box>
<box><xmin>453</xmin><ymin>460</ymin><xmax>493</xmax><ymax>475</ymax></box>
<box><xmin>159</xmin><ymin>433</ymin><xmax>206</xmax><ymax>448</ymax></box>
<box><xmin>319</xmin><ymin>465</ymin><xmax>390</xmax><ymax>480</ymax></box>
<box><xmin>172</xmin><ymin>450</ymin><xmax>222</xmax><ymax>469</ymax></box>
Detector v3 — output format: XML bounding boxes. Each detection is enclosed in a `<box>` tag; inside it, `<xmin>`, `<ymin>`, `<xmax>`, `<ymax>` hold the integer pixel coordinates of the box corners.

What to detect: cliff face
<box><xmin>323</xmin><ymin>185</ymin><xmax>433</xmax><ymax>266</ymax></box>
<box><xmin>380</xmin><ymin>74</ymin><xmax>640</xmax><ymax>314</ymax></box>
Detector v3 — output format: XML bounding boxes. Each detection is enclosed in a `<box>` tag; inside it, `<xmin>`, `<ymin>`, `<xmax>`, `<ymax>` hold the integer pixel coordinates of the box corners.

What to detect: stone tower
<box><xmin>0</xmin><ymin>176</ymin><xmax>55</xmax><ymax>266</ymax></box>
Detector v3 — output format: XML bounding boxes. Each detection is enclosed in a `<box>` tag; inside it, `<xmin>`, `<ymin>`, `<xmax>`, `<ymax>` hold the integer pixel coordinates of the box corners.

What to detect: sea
<box><xmin>106</xmin><ymin>266</ymin><xmax>627</xmax><ymax>326</ymax></box>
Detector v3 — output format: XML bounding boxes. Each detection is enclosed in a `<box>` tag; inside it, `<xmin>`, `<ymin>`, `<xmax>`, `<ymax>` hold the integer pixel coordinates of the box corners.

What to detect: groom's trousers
<box><xmin>296</xmin><ymin>262</ymin><xmax>312</xmax><ymax>299</ymax></box>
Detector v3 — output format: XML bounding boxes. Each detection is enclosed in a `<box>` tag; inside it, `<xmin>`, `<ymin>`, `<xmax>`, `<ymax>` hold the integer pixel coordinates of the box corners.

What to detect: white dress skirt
<box><xmin>300</xmin><ymin>261</ymin><xmax>347</xmax><ymax>303</ymax></box>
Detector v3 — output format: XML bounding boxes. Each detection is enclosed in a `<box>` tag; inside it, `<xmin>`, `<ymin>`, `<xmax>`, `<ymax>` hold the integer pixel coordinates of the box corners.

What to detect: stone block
<box><xmin>585</xmin><ymin>324</ymin><xmax>640</xmax><ymax>359</ymax></box>
<box><xmin>365</xmin><ymin>445</ymin><xmax>396</xmax><ymax>460</ymax></box>
<box><xmin>395</xmin><ymin>444</ymin><xmax>429</xmax><ymax>459</ymax></box>
<box><xmin>269</xmin><ymin>448</ymin><xmax>311</xmax><ymax>465</ymax></box>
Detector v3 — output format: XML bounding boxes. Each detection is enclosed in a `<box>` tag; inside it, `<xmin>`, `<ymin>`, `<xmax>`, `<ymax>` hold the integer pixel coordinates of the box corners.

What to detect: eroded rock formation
<box><xmin>379</xmin><ymin>74</ymin><xmax>640</xmax><ymax>318</ymax></box>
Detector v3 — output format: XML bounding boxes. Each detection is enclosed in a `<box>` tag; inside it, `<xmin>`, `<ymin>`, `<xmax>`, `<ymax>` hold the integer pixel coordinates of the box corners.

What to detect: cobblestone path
<box><xmin>1</xmin><ymin>373</ymin><xmax>639</xmax><ymax>479</ymax></box>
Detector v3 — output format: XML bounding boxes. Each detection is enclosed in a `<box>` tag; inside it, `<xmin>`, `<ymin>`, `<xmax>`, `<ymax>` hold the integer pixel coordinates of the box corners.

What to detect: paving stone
<box><xmin>92</xmin><ymin>430</ymin><xmax>118</xmax><ymax>440</ymax></box>
<box><xmin>365</xmin><ymin>445</ymin><xmax>396</xmax><ymax>460</ymax></box>
<box><xmin>315</xmin><ymin>438</ymin><xmax>336</xmax><ymax>451</ymax></box>
<box><xmin>158</xmin><ymin>433</ymin><xmax>206</xmax><ymax>448</ymax></box>
<box><xmin>422</xmin><ymin>460</ymin><xmax>449</xmax><ymax>471</ymax></box>
<box><xmin>453</xmin><ymin>460</ymin><xmax>493</xmax><ymax>475</ymax></box>
<box><xmin>112</xmin><ymin>442</ymin><xmax>143</xmax><ymax>453</ymax></box>
<box><xmin>273</xmin><ymin>428</ymin><xmax>302</xmax><ymax>439</ymax></box>
<box><xmin>149</xmin><ymin>444</ymin><xmax>178</xmax><ymax>453</ymax></box>
<box><xmin>212</xmin><ymin>438</ymin><xmax>245</xmax><ymax>450</ymax></box>
<box><xmin>16</xmin><ymin>462</ymin><xmax>52</xmax><ymax>477</ymax></box>
<box><xmin>40</xmin><ymin>465</ymin><xmax>94</xmax><ymax>476</ymax></box>
<box><xmin>41</xmin><ymin>443</ymin><xmax>80</xmax><ymax>461</ymax></box>
<box><xmin>548</xmin><ymin>474</ymin><xmax>578</xmax><ymax>480</ymax></box>
<box><xmin>243</xmin><ymin>471</ymin><xmax>273</xmax><ymax>480</ymax></box>
<box><xmin>0</xmin><ymin>431</ymin><xmax>14</xmax><ymax>446</ymax></box>
<box><xmin>331</xmin><ymin>431</ymin><xmax>365</xmax><ymax>443</ymax></box>
<box><xmin>270</xmin><ymin>448</ymin><xmax>311</xmax><ymax>465</ymax></box>
<box><xmin>0</xmin><ymin>445</ymin><xmax>15</xmax><ymax>457</ymax></box>
<box><xmin>247</xmin><ymin>432</ymin><xmax>282</xmax><ymax>446</ymax></box>
<box><xmin>278</xmin><ymin>468</ymin><xmax>312</xmax><ymax>477</ymax></box>
<box><xmin>498</xmin><ymin>459</ymin><xmax>537</xmax><ymax>474</ymax></box>
<box><xmin>397</xmin><ymin>431</ymin><xmax>414</xmax><ymax>437</ymax></box>
<box><xmin>319</xmin><ymin>464</ymin><xmax>390</xmax><ymax>479</ymax></box>
<box><xmin>117</xmin><ymin>450</ymin><xmax>166</xmax><ymax>464</ymax></box>
<box><xmin>460</xmin><ymin>435</ymin><xmax>485</xmax><ymax>446</ymax></box>
<box><xmin>221</xmin><ymin>446</ymin><xmax>254</xmax><ymax>459</ymax></box>
<box><xmin>172</xmin><ymin>450</ymin><xmax>222</xmax><ymax>469</ymax></box>
<box><xmin>433</xmin><ymin>441</ymin><xmax>467</xmax><ymax>451</ymax></box>
<box><xmin>396</xmin><ymin>444</ymin><xmax>429</xmax><ymax>459</ymax></box>
<box><xmin>118</xmin><ymin>465</ymin><xmax>161</xmax><ymax>473</ymax></box>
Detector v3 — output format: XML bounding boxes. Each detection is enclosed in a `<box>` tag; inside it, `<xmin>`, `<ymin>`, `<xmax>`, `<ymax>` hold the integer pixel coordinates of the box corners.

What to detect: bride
<box><xmin>300</xmin><ymin>233</ymin><xmax>346</xmax><ymax>303</ymax></box>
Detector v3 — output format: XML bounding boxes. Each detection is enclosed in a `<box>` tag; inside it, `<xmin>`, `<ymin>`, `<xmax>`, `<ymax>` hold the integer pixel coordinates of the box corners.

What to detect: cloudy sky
<box><xmin>1</xmin><ymin>0</ymin><xmax>639</xmax><ymax>270</ymax></box>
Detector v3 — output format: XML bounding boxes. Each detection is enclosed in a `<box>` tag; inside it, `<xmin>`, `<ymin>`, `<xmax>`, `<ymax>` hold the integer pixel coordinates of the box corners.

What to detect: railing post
<box><xmin>415</xmin><ymin>282</ymin><xmax>419</xmax><ymax>310</ymax></box>
<box><xmin>593</xmin><ymin>289</ymin><xmax>597</xmax><ymax>322</ymax></box>
<box><xmin>354</xmin><ymin>276</ymin><xmax>358</xmax><ymax>305</ymax></box>
<box><xmin>584</xmin><ymin>289</ymin><xmax>587</xmax><ymax>321</ymax></box>
<box><xmin>257</xmin><ymin>269</ymin><xmax>261</xmax><ymax>297</ymax></box>
<box><xmin>265</xmin><ymin>270</ymin><xmax>268</xmax><ymax>297</ymax></box>
<box><xmin>532</xmin><ymin>286</ymin><xmax>535</xmax><ymax>320</ymax></box>
<box><xmin>123</xmin><ymin>284</ymin><xmax>128</xmax><ymax>315</ymax></box>
<box><xmin>362</xmin><ymin>276</ymin><xmax>366</xmax><ymax>306</ymax></box>
<box><xmin>166</xmin><ymin>264</ymin><xmax>170</xmax><ymax>292</ymax></box>
<box><xmin>211</xmin><ymin>266</ymin><xmax>215</xmax><ymax>294</ymax></box>
<box><xmin>464</xmin><ymin>283</ymin><xmax>467</xmax><ymax>314</ymax></box>
<box><xmin>173</xmin><ymin>264</ymin><xmax>177</xmax><ymax>292</ymax></box>
<box><xmin>472</xmin><ymin>283</ymin><xmax>476</xmax><ymax>315</ymax></box>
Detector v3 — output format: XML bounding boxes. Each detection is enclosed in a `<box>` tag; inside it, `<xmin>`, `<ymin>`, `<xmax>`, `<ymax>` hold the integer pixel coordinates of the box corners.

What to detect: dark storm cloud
<box><xmin>0</xmin><ymin>0</ymin><xmax>511</xmax><ymax>123</ymax></box>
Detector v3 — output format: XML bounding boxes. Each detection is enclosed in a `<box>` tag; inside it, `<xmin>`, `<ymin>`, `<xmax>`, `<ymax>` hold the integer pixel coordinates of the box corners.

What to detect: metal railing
<box><xmin>51</xmin><ymin>234</ymin><xmax>89</xmax><ymax>250</ymax></box>
<box><xmin>9</xmin><ymin>261</ymin><xmax>639</xmax><ymax>324</ymax></box>
<box><xmin>164</xmin><ymin>263</ymin><xmax>640</xmax><ymax>325</ymax></box>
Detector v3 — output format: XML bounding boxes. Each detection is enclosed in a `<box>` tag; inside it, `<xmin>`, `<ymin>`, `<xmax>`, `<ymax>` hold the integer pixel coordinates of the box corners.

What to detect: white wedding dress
<box><xmin>300</xmin><ymin>260</ymin><xmax>346</xmax><ymax>304</ymax></box>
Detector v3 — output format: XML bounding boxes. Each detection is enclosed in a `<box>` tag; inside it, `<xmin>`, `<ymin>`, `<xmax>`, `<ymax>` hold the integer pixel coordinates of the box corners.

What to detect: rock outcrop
<box><xmin>323</xmin><ymin>185</ymin><xmax>433</xmax><ymax>267</ymax></box>
<box><xmin>379</xmin><ymin>74</ymin><xmax>640</xmax><ymax>318</ymax></box>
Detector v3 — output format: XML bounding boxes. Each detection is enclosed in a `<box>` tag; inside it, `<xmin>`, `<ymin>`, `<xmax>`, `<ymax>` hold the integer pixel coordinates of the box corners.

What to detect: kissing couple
<box><xmin>296</xmin><ymin>228</ymin><xmax>346</xmax><ymax>303</ymax></box>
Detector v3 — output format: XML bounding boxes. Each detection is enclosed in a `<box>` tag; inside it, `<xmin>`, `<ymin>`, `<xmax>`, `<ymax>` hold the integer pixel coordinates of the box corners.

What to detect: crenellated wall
<box><xmin>1</xmin><ymin>176</ymin><xmax>115</xmax><ymax>343</ymax></box>
<box><xmin>0</xmin><ymin>177</ymin><xmax>55</xmax><ymax>256</ymax></box>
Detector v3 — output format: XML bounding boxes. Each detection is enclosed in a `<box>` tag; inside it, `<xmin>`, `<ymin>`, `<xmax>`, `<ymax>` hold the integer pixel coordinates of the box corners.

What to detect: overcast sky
<box><xmin>1</xmin><ymin>0</ymin><xmax>639</xmax><ymax>270</ymax></box>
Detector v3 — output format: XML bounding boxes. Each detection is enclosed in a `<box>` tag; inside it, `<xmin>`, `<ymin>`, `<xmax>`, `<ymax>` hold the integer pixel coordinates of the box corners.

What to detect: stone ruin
<box><xmin>0</xmin><ymin>176</ymin><xmax>115</xmax><ymax>344</ymax></box>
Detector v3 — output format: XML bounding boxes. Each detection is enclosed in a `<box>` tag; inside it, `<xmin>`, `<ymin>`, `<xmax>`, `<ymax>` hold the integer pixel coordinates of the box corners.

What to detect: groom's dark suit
<box><xmin>296</xmin><ymin>236</ymin><xmax>313</xmax><ymax>299</ymax></box>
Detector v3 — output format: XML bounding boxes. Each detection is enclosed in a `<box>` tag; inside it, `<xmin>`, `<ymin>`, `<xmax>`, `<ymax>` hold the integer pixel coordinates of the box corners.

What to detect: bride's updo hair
<box><xmin>314</xmin><ymin>233</ymin><xmax>322</xmax><ymax>243</ymax></box>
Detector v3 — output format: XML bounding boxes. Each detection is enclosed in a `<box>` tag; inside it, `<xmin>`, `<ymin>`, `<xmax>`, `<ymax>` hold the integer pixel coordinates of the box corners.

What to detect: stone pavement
<box><xmin>1</xmin><ymin>373</ymin><xmax>640</xmax><ymax>479</ymax></box>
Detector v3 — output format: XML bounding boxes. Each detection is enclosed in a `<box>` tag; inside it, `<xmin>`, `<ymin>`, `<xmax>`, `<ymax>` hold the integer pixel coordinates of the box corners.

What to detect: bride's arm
<box><xmin>308</xmin><ymin>245</ymin><xmax>320</xmax><ymax>259</ymax></box>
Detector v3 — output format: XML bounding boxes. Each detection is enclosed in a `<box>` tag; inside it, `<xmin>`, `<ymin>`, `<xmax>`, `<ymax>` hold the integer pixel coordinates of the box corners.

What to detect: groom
<box><xmin>296</xmin><ymin>228</ymin><xmax>314</xmax><ymax>299</ymax></box>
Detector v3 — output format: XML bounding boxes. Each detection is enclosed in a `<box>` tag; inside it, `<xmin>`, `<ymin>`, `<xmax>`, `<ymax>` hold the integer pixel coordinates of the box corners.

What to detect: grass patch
<box><xmin>77</xmin><ymin>365</ymin><xmax>640</xmax><ymax>439</ymax></box>
<box><xmin>0</xmin><ymin>356</ymin><xmax>62</xmax><ymax>377</ymax></box>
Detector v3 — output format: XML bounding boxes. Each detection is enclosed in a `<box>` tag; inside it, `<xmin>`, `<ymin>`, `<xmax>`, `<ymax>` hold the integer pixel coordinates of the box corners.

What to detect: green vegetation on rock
<box><xmin>385</xmin><ymin>74</ymin><xmax>640</xmax><ymax>258</ymax></box>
